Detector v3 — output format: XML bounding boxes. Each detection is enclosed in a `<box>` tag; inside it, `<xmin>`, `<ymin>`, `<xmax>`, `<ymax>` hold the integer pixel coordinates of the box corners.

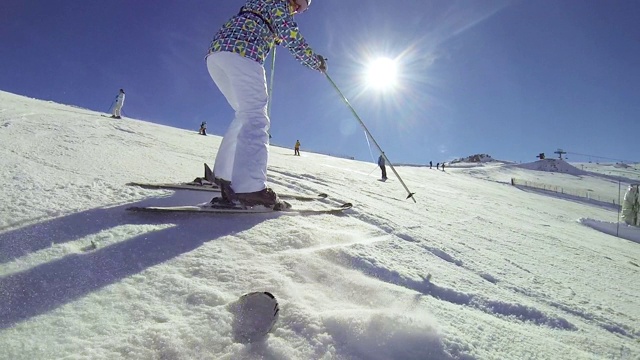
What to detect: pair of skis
<box><xmin>126</xmin><ymin>167</ymin><xmax>351</xmax><ymax>215</ymax></box>
<box><xmin>126</xmin><ymin>181</ymin><xmax>329</xmax><ymax>202</ymax></box>
<box><xmin>126</xmin><ymin>201</ymin><xmax>352</xmax><ymax>215</ymax></box>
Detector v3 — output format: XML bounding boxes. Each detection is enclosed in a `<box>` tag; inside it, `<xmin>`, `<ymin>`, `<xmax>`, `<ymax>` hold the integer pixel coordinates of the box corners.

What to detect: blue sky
<box><xmin>1</xmin><ymin>0</ymin><xmax>639</xmax><ymax>165</ymax></box>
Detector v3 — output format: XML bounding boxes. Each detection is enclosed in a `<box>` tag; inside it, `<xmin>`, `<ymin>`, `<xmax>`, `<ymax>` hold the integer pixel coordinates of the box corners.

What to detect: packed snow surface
<box><xmin>0</xmin><ymin>91</ymin><xmax>639</xmax><ymax>359</ymax></box>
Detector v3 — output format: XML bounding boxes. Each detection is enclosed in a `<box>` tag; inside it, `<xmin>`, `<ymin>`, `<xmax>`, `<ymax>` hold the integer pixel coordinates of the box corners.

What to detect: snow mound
<box><xmin>516</xmin><ymin>159</ymin><xmax>588</xmax><ymax>175</ymax></box>
<box><xmin>578</xmin><ymin>218</ymin><xmax>640</xmax><ymax>244</ymax></box>
<box><xmin>451</xmin><ymin>154</ymin><xmax>496</xmax><ymax>164</ymax></box>
<box><xmin>614</xmin><ymin>163</ymin><xmax>632</xmax><ymax>169</ymax></box>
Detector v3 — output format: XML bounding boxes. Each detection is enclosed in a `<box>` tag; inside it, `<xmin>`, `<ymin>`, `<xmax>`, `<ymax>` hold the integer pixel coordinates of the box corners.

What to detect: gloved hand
<box><xmin>316</xmin><ymin>54</ymin><xmax>327</xmax><ymax>73</ymax></box>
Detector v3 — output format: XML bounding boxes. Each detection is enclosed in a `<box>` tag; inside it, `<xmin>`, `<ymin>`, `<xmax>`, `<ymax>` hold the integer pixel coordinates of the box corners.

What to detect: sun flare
<box><xmin>365</xmin><ymin>57</ymin><xmax>398</xmax><ymax>90</ymax></box>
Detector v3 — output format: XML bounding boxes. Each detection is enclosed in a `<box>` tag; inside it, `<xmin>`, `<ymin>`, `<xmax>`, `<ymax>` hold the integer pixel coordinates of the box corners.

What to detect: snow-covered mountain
<box><xmin>450</xmin><ymin>154</ymin><xmax>498</xmax><ymax>164</ymax></box>
<box><xmin>516</xmin><ymin>158</ymin><xmax>588</xmax><ymax>175</ymax></box>
<box><xmin>1</xmin><ymin>90</ymin><xmax>638</xmax><ymax>360</ymax></box>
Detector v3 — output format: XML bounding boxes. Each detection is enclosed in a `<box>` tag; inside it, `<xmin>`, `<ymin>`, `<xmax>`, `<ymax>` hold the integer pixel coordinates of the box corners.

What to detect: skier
<box><xmin>199</xmin><ymin>121</ymin><xmax>207</xmax><ymax>135</ymax></box>
<box><xmin>205</xmin><ymin>0</ymin><xmax>326</xmax><ymax>209</ymax></box>
<box><xmin>294</xmin><ymin>140</ymin><xmax>301</xmax><ymax>156</ymax></box>
<box><xmin>378</xmin><ymin>153</ymin><xmax>387</xmax><ymax>180</ymax></box>
<box><xmin>621</xmin><ymin>184</ymin><xmax>639</xmax><ymax>226</ymax></box>
<box><xmin>429</xmin><ymin>161</ymin><xmax>432</xmax><ymax>169</ymax></box>
<box><xmin>111</xmin><ymin>89</ymin><xmax>125</xmax><ymax>119</ymax></box>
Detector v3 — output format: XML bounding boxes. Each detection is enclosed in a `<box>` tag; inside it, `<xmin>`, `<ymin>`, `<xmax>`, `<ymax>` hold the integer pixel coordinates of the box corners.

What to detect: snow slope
<box><xmin>0</xmin><ymin>90</ymin><xmax>639</xmax><ymax>360</ymax></box>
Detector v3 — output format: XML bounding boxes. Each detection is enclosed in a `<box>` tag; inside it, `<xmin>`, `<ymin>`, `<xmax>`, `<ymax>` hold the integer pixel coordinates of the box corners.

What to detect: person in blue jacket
<box><xmin>378</xmin><ymin>154</ymin><xmax>387</xmax><ymax>180</ymax></box>
<box><xmin>205</xmin><ymin>0</ymin><xmax>326</xmax><ymax>209</ymax></box>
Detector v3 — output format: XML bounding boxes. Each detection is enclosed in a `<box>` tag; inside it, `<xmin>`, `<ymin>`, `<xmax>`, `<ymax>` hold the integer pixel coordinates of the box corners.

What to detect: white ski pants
<box><xmin>112</xmin><ymin>98</ymin><xmax>124</xmax><ymax>117</ymax></box>
<box><xmin>206</xmin><ymin>52</ymin><xmax>270</xmax><ymax>194</ymax></box>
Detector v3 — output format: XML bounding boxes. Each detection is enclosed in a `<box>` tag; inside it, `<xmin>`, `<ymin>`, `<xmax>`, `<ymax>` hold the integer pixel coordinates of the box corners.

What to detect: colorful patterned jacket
<box><xmin>207</xmin><ymin>0</ymin><xmax>322</xmax><ymax>71</ymax></box>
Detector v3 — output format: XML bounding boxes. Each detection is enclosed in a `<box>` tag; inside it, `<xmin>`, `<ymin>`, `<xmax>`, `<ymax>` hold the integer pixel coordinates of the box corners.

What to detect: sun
<box><xmin>365</xmin><ymin>57</ymin><xmax>398</xmax><ymax>90</ymax></box>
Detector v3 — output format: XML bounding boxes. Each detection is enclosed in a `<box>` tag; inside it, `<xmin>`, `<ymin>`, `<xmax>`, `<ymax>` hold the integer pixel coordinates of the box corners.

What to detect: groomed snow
<box><xmin>0</xmin><ymin>90</ymin><xmax>638</xmax><ymax>359</ymax></box>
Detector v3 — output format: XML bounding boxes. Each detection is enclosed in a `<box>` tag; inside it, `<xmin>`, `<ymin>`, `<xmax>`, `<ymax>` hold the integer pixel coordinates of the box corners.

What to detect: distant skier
<box><xmin>111</xmin><ymin>88</ymin><xmax>125</xmax><ymax>119</ymax></box>
<box><xmin>621</xmin><ymin>184</ymin><xmax>639</xmax><ymax>226</ymax></box>
<box><xmin>441</xmin><ymin>162</ymin><xmax>445</xmax><ymax>171</ymax></box>
<box><xmin>429</xmin><ymin>161</ymin><xmax>432</xmax><ymax>169</ymax></box>
<box><xmin>378</xmin><ymin>153</ymin><xmax>387</xmax><ymax>180</ymax></box>
<box><xmin>205</xmin><ymin>0</ymin><xmax>326</xmax><ymax>209</ymax></box>
<box><xmin>199</xmin><ymin>121</ymin><xmax>207</xmax><ymax>135</ymax></box>
<box><xmin>294</xmin><ymin>140</ymin><xmax>301</xmax><ymax>156</ymax></box>
<box><xmin>436</xmin><ymin>162</ymin><xmax>440</xmax><ymax>170</ymax></box>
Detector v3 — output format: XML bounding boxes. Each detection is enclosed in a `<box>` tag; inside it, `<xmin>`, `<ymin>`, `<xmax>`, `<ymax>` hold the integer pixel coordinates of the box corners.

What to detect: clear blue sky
<box><xmin>1</xmin><ymin>0</ymin><xmax>639</xmax><ymax>164</ymax></box>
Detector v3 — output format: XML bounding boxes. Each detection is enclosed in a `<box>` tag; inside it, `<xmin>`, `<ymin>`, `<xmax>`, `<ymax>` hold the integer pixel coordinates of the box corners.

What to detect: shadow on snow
<box><xmin>0</xmin><ymin>195</ymin><xmax>271</xmax><ymax>329</ymax></box>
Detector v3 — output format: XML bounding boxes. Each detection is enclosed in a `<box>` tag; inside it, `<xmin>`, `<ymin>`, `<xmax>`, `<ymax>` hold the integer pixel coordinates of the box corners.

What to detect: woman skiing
<box><xmin>111</xmin><ymin>88</ymin><xmax>125</xmax><ymax>119</ymax></box>
<box><xmin>206</xmin><ymin>0</ymin><xmax>326</xmax><ymax>209</ymax></box>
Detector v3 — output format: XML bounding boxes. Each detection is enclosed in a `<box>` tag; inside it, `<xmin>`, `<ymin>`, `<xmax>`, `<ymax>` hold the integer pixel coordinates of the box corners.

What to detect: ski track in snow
<box><xmin>276</xmin><ymin>162</ymin><xmax>640</xmax><ymax>345</ymax></box>
<box><xmin>1</xmin><ymin>90</ymin><xmax>639</xmax><ymax>359</ymax></box>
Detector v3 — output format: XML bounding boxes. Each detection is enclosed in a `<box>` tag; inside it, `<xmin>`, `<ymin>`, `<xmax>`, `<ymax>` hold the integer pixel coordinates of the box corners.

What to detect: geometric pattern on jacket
<box><xmin>207</xmin><ymin>0</ymin><xmax>322</xmax><ymax>71</ymax></box>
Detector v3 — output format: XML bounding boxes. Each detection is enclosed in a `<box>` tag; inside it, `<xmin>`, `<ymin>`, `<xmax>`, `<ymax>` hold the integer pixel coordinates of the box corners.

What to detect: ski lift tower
<box><xmin>554</xmin><ymin>149</ymin><xmax>566</xmax><ymax>159</ymax></box>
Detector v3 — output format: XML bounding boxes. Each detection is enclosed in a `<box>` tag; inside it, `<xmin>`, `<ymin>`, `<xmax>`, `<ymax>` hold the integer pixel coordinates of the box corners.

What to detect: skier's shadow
<box><xmin>0</xmin><ymin>192</ymin><xmax>271</xmax><ymax>329</ymax></box>
<box><xmin>0</xmin><ymin>191</ymin><xmax>209</xmax><ymax>264</ymax></box>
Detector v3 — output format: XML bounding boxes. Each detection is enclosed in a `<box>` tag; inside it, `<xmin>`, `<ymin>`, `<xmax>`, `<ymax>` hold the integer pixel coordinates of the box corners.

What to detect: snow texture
<box><xmin>0</xmin><ymin>90</ymin><xmax>639</xmax><ymax>359</ymax></box>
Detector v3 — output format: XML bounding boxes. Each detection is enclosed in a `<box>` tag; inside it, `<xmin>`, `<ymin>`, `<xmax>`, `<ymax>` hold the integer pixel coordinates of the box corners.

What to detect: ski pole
<box><xmin>267</xmin><ymin>47</ymin><xmax>277</xmax><ymax>139</ymax></box>
<box><xmin>106</xmin><ymin>99</ymin><xmax>115</xmax><ymax>113</ymax></box>
<box><xmin>324</xmin><ymin>72</ymin><xmax>416</xmax><ymax>202</ymax></box>
<box><xmin>267</xmin><ymin>47</ymin><xmax>277</xmax><ymax>118</ymax></box>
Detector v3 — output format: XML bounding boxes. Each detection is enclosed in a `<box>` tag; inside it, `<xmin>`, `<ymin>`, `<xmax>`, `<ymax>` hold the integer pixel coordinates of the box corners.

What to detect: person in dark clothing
<box><xmin>199</xmin><ymin>121</ymin><xmax>207</xmax><ymax>135</ymax></box>
<box><xmin>436</xmin><ymin>162</ymin><xmax>440</xmax><ymax>170</ymax></box>
<box><xmin>378</xmin><ymin>154</ymin><xmax>387</xmax><ymax>180</ymax></box>
<box><xmin>294</xmin><ymin>140</ymin><xmax>301</xmax><ymax>156</ymax></box>
<box><xmin>441</xmin><ymin>162</ymin><xmax>445</xmax><ymax>171</ymax></box>
<box><xmin>429</xmin><ymin>161</ymin><xmax>432</xmax><ymax>169</ymax></box>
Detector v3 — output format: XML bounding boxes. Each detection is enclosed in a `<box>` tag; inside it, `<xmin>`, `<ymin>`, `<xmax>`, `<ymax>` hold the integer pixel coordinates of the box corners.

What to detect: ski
<box><xmin>127</xmin><ymin>163</ymin><xmax>329</xmax><ymax>202</ymax></box>
<box><xmin>127</xmin><ymin>181</ymin><xmax>220</xmax><ymax>191</ymax></box>
<box><xmin>126</xmin><ymin>202</ymin><xmax>352</xmax><ymax>215</ymax></box>
<box><xmin>126</xmin><ymin>163</ymin><xmax>220</xmax><ymax>191</ymax></box>
<box><xmin>126</xmin><ymin>182</ymin><xmax>328</xmax><ymax>202</ymax></box>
